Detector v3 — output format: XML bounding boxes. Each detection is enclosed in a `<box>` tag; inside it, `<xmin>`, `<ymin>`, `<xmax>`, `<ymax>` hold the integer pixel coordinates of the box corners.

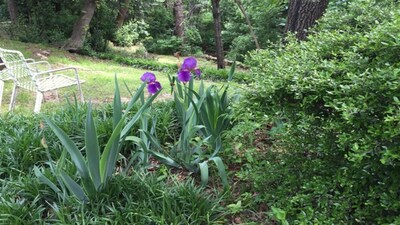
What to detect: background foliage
<box><xmin>0</xmin><ymin>0</ymin><xmax>286</xmax><ymax>59</ymax></box>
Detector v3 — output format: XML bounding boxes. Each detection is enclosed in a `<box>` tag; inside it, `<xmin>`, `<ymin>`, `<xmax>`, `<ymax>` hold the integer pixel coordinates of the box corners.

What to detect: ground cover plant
<box><xmin>0</xmin><ymin>66</ymin><xmax>229</xmax><ymax>224</ymax></box>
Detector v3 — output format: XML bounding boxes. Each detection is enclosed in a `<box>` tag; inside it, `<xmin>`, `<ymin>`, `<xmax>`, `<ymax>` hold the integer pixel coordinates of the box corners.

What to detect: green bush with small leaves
<box><xmin>244</xmin><ymin>0</ymin><xmax>400</xmax><ymax>223</ymax></box>
<box><xmin>114</xmin><ymin>20</ymin><xmax>150</xmax><ymax>47</ymax></box>
<box><xmin>145</xmin><ymin>36</ymin><xmax>183</xmax><ymax>55</ymax></box>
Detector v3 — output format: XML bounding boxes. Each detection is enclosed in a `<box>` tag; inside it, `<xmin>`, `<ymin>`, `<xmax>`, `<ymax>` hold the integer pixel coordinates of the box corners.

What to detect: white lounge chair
<box><xmin>0</xmin><ymin>48</ymin><xmax>84</xmax><ymax>112</ymax></box>
<box><xmin>0</xmin><ymin>57</ymin><xmax>35</xmax><ymax>111</ymax></box>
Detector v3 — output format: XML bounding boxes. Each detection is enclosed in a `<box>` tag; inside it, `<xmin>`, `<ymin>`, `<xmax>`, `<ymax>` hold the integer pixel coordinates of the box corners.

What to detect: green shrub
<box><xmin>145</xmin><ymin>5</ymin><xmax>174</xmax><ymax>40</ymax></box>
<box><xmin>244</xmin><ymin>0</ymin><xmax>400</xmax><ymax>223</ymax></box>
<box><xmin>145</xmin><ymin>36</ymin><xmax>183</xmax><ymax>55</ymax></box>
<box><xmin>0</xmin><ymin>4</ymin><xmax>7</xmax><ymax>21</ymax></box>
<box><xmin>181</xmin><ymin>26</ymin><xmax>203</xmax><ymax>55</ymax></box>
<box><xmin>114</xmin><ymin>20</ymin><xmax>149</xmax><ymax>47</ymax></box>
<box><xmin>226</xmin><ymin>35</ymin><xmax>255</xmax><ymax>62</ymax></box>
<box><xmin>4</xmin><ymin>1</ymin><xmax>77</xmax><ymax>44</ymax></box>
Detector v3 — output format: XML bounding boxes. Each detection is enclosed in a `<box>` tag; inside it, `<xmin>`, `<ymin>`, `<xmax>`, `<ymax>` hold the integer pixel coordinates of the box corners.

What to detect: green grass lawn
<box><xmin>0</xmin><ymin>38</ymin><xmax>222</xmax><ymax>114</ymax></box>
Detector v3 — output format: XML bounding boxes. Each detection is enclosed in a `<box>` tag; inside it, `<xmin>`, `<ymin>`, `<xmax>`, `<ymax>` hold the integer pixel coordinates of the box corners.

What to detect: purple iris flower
<box><xmin>141</xmin><ymin>72</ymin><xmax>161</xmax><ymax>94</ymax></box>
<box><xmin>177</xmin><ymin>57</ymin><xmax>201</xmax><ymax>82</ymax></box>
<box><xmin>181</xmin><ymin>57</ymin><xmax>197</xmax><ymax>70</ymax></box>
<box><xmin>194</xmin><ymin>68</ymin><xmax>201</xmax><ymax>78</ymax></box>
<box><xmin>177</xmin><ymin>70</ymin><xmax>191</xmax><ymax>82</ymax></box>
<box><xmin>147</xmin><ymin>81</ymin><xmax>161</xmax><ymax>94</ymax></box>
<box><xmin>140</xmin><ymin>72</ymin><xmax>156</xmax><ymax>82</ymax></box>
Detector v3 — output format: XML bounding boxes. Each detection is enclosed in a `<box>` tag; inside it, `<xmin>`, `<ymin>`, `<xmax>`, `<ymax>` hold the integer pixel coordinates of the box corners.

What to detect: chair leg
<box><xmin>9</xmin><ymin>84</ymin><xmax>18</xmax><ymax>112</ymax></box>
<box><xmin>54</xmin><ymin>89</ymin><xmax>60</xmax><ymax>102</ymax></box>
<box><xmin>79</xmin><ymin>87</ymin><xmax>84</xmax><ymax>102</ymax></box>
<box><xmin>34</xmin><ymin>92</ymin><xmax>44</xmax><ymax>113</ymax></box>
<box><xmin>0</xmin><ymin>80</ymin><xmax>4</xmax><ymax>111</ymax></box>
<box><xmin>74</xmin><ymin>69</ymin><xmax>84</xmax><ymax>102</ymax></box>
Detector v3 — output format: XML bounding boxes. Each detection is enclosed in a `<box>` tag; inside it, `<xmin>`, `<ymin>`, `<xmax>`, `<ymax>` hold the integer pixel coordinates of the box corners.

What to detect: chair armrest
<box><xmin>33</xmin><ymin>67</ymin><xmax>78</xmax><ymax>76</ymax></box>
<box><xmin>27</xmin><ymin>60</ymin><xmax>51</xmax><ymax>66</ymax></box>
<box><xmin>33</xmin><ymin>67</ymin><xmax>83</xmax><ymax>85</ymax></box>
<box><xmin>27</xmin><ymin>60</ymin><xmax>52</xmax><ymax>72</ymax></box>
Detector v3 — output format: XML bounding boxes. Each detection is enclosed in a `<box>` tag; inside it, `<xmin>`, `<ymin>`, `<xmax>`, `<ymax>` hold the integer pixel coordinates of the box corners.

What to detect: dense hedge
<box><xmin>245</xmin><ymin>0</ymin><xmax>400</xmax><ymax>223</ymax></box>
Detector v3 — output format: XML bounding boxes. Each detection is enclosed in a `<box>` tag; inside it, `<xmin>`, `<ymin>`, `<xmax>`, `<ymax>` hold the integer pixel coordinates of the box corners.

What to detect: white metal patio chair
<box><xmin>0</xmin><ymin>48</ymin><xmax>84</xmax><ymax>113</ymax></box>
<box><xmin>0</xmin><ymin>57</ymin><xmax>35</xmax><ymax>111</ymax></box>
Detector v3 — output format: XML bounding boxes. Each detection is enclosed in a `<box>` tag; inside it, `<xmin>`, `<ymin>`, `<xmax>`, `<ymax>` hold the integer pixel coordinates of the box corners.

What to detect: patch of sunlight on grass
<box><xmin>157</xmin><ymin>55</ymin><xmax>179</xmax><ymax>65</ymax></box>
<box><xmin>108</xmin><ymin>43</ymin><xmax>141</xmax><ymax>54</ymax></box>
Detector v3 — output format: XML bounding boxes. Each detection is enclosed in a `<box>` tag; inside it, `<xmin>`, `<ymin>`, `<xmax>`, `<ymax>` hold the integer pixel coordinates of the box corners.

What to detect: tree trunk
<box><xmin>174</xmin><ymin>0</ymin><xmax>184</xmax><ymax>37</ymax></box>
<box><xmin>235</xmin><ymin>0</ymin><xmax>260</xmax><ymax>49</ymax></box>
<box><xmin>63</xmin><ymin>0</ymin><xmax>97</xmax><ymax>52</ymax></box>
<box><xmin>211</xmin><ymin>0</ymin><xmax>225</xmax><ymax>69</ymax></box>
<box><xmin>7</xmin><ymin>0</ymin><xmax>18</xmax><ymax>23</ymax></box>
<box><xmin>284</xmin><ymin>0</ymin><xmax>329</xmax><ymax>40</ymax></box>
<box><xmin>116</xmin><ymin>0</ymin><xmax>130</xmax><ymax>28</ymax></box>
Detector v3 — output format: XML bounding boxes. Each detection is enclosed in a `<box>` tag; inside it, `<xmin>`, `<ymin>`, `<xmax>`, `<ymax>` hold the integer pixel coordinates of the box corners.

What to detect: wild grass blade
<box><xmin>139</xmin><ymin>130</ymin><xmax>180</xmax><ymax>167</ymax></box>
<box><xmin>113</xmin><ymin>74</ymin><xmax>122</xmax><ymax>127</ymax></box>
<box><xmin>99</xmin><ymin>115</ymin><xmax>126</xmax><ymax>182</ymax></box>
<box><xmin>100</xmin><ymin>75</ymin><xmax>123</xmax><ymax>183</ymax></box>
<box><xmin>199</xmin><ymin>80</ymin><xmax>205</xmax><ymax>96</ymax></box>
<box><xmin>176</xmin><ymin>80</ymin><xmax>183</xmax><ymax>98</ymax></box>
<box><xmin>34</xmin><ymin>166</ymin><xmax>62</xmax><ymax>195</ymax></box>
<box><xmin>125</xmin><ymin>82</ymin><xmax>146</xmax><ymax>113</ymax></box>
<box><xmin>103</xmin><ymin>76</ymin><xmax>123</xmax><ymax>181</ymax></box>
<box><xmin>210</xmin><ymin>157</ymin><xmax>228</xmax><ymax>188</ymax></box>
<box><xmin>121</xmin><ymin>90</ymin><xmax>161</xmax><ymax>137</ymax></box>
<box><xmin>85</xmin><ymin>103</ymin><xmax>101</xmax><ymax>190</ymax></box>
<box><xmin>60</xmin><ymin>170</ymin><xmax>88</xmax><ymax>202</ymax></box>
<box><xmin>123</xmin><ymin>80</ymin><xmax>134</xmax><ymax>97</ymax></box>
<box><xmin>43</xmin><ymin>117</ymin><xmax>90</xmax><ymax>181</ymax></box>
<box><xmin>188</xmin><ymin>78</ymin><xmax>194</xmax><ymax>102</ymax></box>
<box><xmin>210</xmin><ymin>137</ymin><xmax>222</xmax><ymax>158</ymax></box>
<box><xmin>199</xmin><ymin>161</ymin><xmax>209</xmax><ymax>186</ymax></box>
<box><xmin>148</xmin><ymin>150</ymin><xmax>180</xmax><ymax>168</ymax></box>
<box><xmin>228</xmin><ymin>61</ymin><xmax>236</xmax><ymax>82</ymax></box>
<box><xmin>205</xmin><ymin>87</ymin><xmax>216</xmax><ymax>128</ymax></box>
<box><xmin>140</xmin><ymin>130</ymin><xmax>164</xmax><ymax>151</ymax></box>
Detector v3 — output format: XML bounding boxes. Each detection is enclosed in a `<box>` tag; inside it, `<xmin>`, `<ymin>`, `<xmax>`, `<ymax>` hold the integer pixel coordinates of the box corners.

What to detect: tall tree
<box><xmin>174</xmin><ymin>0</ymin><xmax>185</xmax><ymax>37</ymax></box>
<box><xmin>234</xmin><ymin>0</ymin><xmax>260</xmax><ymax>49</ymax></box>
<box><xmin>63</xmin><ymin>0</ymin><xmax>97</xmax><ymax>52</ymax></box>
<box><xmin>211</xmin><ymin>0</ymin><xmax>225</xmax><ymax>69</ymax></box>
<box><xmin>7</xmin><ymin>0</ymin><xmax>18</xmax><ymax>23</ymax></box>
<box><xmin>284</xmin><ymin>0</ymin><xmax>329</xmax><ymax>40</ymax></box>
<box><xmin>116</xmin><ymin>0</ymin><xmax>130</xmax><ymax>28</ymax></box>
